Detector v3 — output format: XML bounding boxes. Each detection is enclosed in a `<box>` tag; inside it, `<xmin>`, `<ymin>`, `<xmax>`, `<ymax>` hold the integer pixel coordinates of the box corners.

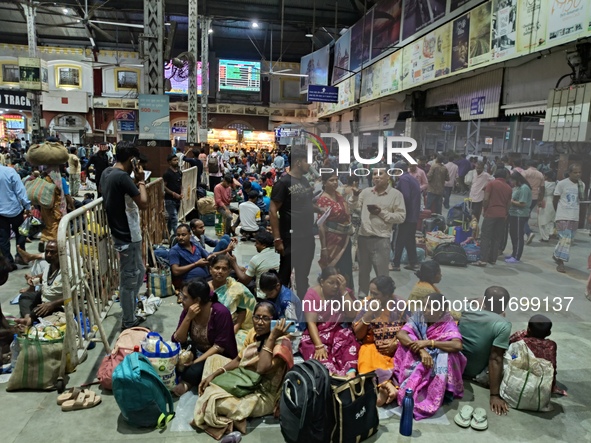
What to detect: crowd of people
<box><xmin>0</xmin><ymin>137</ymin><xmax>584</xmax><ymax>438</ymax></box>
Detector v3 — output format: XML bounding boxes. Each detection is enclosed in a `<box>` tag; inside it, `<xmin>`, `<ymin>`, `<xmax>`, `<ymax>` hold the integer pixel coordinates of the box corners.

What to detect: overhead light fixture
<box><xmin>62</xmin><ymin>8</ymin><xmax>68</xmax><ymax>14</ymax></box>
<box><xmin>165</xmin><ymin>22</ymin><xmax>171</xmax><ymax>26</ymax></box>
<box><xmin>305</xmin><ymin>33</ymin><xmax>314</xmax><ymax>38</ymax></box>
<box><xmin>251</xmin><ymin>22</ymin><xmax>259</xmax><ymax>28</ymax></box>
<box><xmin>89</xmin><ymin>37</ymin><xmax>96</xmax><ymax>47</ymax></box>
<box><xmin>76</xmin><ymin>19</ymin><xmax>80</xmax><ymax>23</ymax></box>
<box><xmin>208</xmin><ymin>28</ymin><xmax>213</xmax><ymax>34</ymax></box>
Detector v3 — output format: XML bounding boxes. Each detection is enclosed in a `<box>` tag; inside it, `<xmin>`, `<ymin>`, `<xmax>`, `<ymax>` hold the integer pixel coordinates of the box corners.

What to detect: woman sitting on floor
<box><xmin>395</xmin><ymin>293</ymin><xmax>466</xmax><ymax>420</ymax></box>
<box><xmin>353</xmin><ymin>276</ymin><xmax>408</xmax><ymax>406</ymax></box>
<box><xmin>299</xmin><ymin>267</ymin><xmax>360</xmax><ymax>378</ymax></box>
<box><xmin>194</xmin><ymin>302</ymin><xmax>294</xmax><ymax>439</ymax></box>
<box><xmin>408</xmin><ymin>260</ymin><xmax>442</xmax><ymax>305</ymax></box>
<box><xmin>208</xmin><ymin>254</ymin><xmax>257</xmax><ymax>349</ymax></box>
<box><xmin>172</xmin><ymin>278</ymin><xmax>238</xmax><ymax>397</ymax></box>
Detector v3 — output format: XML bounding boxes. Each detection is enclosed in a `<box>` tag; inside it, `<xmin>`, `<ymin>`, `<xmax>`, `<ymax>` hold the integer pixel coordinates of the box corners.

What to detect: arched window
<box><xmin>224</xmin><ymin>120</ymin><xmax>253</xmax><ymax>135</ymax></box>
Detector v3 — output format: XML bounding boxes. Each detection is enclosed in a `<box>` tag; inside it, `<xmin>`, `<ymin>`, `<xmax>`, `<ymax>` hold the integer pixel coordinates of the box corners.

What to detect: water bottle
<box><xmin>399</xmin><ymin>388</ymin><xmax>414</xmax><ymax>436</ymax></box>
<box><xmin>10</xmin><ymin>334</ymin><xmax>20</xmax><ymax>371</ymax></box>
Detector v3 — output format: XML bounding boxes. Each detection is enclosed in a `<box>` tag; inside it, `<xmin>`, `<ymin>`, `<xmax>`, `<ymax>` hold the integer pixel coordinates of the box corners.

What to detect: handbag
<box><xmin>25</xmin><ymin>177</ymin><xmax>56</xmax><ymax>208</ymax></box>
<box><xmin>25</xmin><ymin>142</ymin><xmax>70</xmax><ymax>166</ymax></box>
<box><xmin>213</xmin><ymin>367</ymin><xmax>262</xmax><ymax>397</ymax></box>
<box><xmin>149</xmin><ymin>269</ymin><xmax>174</xmax><ymax>298</ymax></box>
<box><xmin>330</xmin><ymin>372</ymin><xmax>379</xmax><ymax>443</ymax></box>
<box><xmin>6</xmin><ymin>326</ymin><xmax>65</xmax><ymax>391</ymax></box>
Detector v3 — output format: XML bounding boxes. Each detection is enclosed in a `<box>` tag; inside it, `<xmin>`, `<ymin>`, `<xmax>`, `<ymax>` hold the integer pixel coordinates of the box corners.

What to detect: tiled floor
<box><xmin>1</xmin><ymin>193</ymin><xmax>590</xmax><ymax>443</ymax></box>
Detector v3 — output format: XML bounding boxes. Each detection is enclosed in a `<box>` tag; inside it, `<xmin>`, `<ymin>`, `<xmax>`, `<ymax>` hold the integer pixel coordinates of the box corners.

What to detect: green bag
<box><xmin>6</xmin><ymin>326</ymin><xmax>64</xmax><ymax>391</ymax></box>
<box><xmin>213</xmin><ymin>367</ymin><xmax>262</xmax><ymax>397</ymax></box>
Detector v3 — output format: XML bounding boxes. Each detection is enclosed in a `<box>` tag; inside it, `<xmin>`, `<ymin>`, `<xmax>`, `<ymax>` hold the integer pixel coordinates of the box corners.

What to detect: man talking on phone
<box><xmin>349</xmin><ymin>164</ymin><xmax>406</xmax><ymax>297</ymax></box>
<box><xmin>101</xmin><ymin>141</ymin><xmax>148</xmax><ymax>330</ymax></box>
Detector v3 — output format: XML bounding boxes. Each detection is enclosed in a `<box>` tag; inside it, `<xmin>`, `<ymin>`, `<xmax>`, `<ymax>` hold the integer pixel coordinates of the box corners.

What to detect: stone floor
<box><xmin>1</xmin><ymin>193</ymin><xmax>590</xmax><ymax>443</ymax></box>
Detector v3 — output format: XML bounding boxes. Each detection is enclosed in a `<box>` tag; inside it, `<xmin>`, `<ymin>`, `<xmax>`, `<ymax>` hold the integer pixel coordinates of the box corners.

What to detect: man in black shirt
<box><xmin>86</xmin><ymin>146</ymin><xmax>110</xmax><ymax>196</ymax></box>
<box><xmin>270</xmin><ymin>145</ymin><xmax>316</xmax><ymax>298</ymax></box>
<box><xmin>100</xmin><ymin>142</ymin><xmax>148</xmax><ymax>330</ymax></box>
<box><xmin>181</xmin><ymin>147</ymin><xmax>204</xmax><ymax>187</ymax></box>
<box><xmin>163</xmin><ymin>153</ymin><xmax>183</xmax><ymax>235</ymax></box>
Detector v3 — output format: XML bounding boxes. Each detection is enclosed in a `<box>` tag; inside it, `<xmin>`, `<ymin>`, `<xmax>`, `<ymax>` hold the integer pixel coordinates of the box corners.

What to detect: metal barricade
<box><xmin>179</xmin><ymin>166</ymin><xmax>198</xmax><ymax>222</ymax></box>
<box><xmin>57</xmin><ymin>198</ymin><xmax>118</xmax><ymax>383</ymax></box>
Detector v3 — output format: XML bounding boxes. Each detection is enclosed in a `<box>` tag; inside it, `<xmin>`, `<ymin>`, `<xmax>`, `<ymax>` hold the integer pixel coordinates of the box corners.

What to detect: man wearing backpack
<box><xmin>207</xmin><ymin>145</ymin><xmax>224</xmax><ymax>191</ymax></box>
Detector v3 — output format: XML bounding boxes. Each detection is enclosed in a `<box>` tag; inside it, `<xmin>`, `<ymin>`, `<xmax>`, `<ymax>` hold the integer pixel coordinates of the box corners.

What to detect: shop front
<box><xmin>0</xmin><ymin>113</ymin><xmax>27</xmax><ymax>144</ymax></box>
<box><xmin>207</xmin><ymin>128</ymin><xmax>238</xmax><ymax>148</ymax></box>
<box><xmin>0</xmin><ymin>89</ymin><xmax>31</xmax><ymax>145</ymax></box>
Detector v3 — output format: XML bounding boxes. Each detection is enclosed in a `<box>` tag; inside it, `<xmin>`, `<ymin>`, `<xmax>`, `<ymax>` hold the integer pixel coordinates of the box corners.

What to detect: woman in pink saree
<box><xmin>394</xmin><ymin>293</ymin><xmax>466</xmax><ymax>420</ymax></box>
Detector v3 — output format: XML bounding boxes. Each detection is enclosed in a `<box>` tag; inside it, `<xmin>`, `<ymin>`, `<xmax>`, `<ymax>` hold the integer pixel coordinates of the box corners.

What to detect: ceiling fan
<box><xmin>256</xmin><ymin>21</ymin><xmax>307</xmax><ymax>78</ymax></box>
<box><xmin>80</xmin><ymin>28</ymin><xmax>144</xmax><ymax>68</ymax></box>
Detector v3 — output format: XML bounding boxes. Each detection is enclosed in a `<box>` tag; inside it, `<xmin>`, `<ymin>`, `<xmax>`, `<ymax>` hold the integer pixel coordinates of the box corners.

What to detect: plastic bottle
<box><xmin>10</xmin><ymin>334</ymin><xmax>20</xmax><ymax>371</ymax></box>
<box><xmin>399</xmin><ymin>388</ymin><xmax>414</xmax><ymax>437</ymax></box>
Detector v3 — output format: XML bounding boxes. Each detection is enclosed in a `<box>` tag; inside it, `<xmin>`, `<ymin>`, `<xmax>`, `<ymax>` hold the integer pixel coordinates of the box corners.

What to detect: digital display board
<box><xmin>218</xmin><ymin>59</ymin><xmax>260</xmax><ymax>92</ymax></box>
<box><xmin>164</xmin><ymin>61</ymin><xmax>203</xmax><ymax>95</ymax></box>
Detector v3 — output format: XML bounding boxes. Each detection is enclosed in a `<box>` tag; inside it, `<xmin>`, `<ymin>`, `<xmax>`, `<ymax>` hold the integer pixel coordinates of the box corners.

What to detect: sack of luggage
<box><xmin>422</xmin><ymin>214</ymin><xmax>447</xmax><ymax>234</ymax></box>
<box><xmin>25</xmin><ymin>177</ymin><xmax>56</xmax><ymax>208</ymax></box>
<box><xmin>432</xmin><ymin>242</ymin><xmax>468</xmax><ymax>267</ymax></box>
<box><xmin>197</xmin><ymin>196</ymin><xmax>216</xmax><ymax>214</ymax></box>
<box><xmin>112</xmin><ymin>352</ymin><xmax>175</xmax><ymax>428</ymax></box>
<box><xmin>280</xmin><ymin>359</ymin><xmax>333</xmax><ymax>443</ymax></box>
<box><xmin>462</xmin><ymin>243</ymin><xmax>481</xmax><ymax>262</ymax></box>
<box><xmin>280</xmin><ymin>360</ymin><xmax>379</xmax><ymax>443</ymax></box>
<box><xmin>207</xmin><ymin>154</ymin><xmax>220</xmax><ymax>174</ymax></box>
<box><xmin>25</xmin><ymin>141</ymin><xmax>70</xmax><ymax>166</ymax></box>
<box><xmin>97</xmin><ymin>327</ymin><xmax>150</xmax><ymax>390</ymax></box>
<box><xmin>500</xmin><ymin>340</ymin><xmax>553</xmax><ymax>412</ymax></box>
<box><xmin>425</xmin><ymin>231</ymin><xmax>455</xmax><ymax>256</ymax></box>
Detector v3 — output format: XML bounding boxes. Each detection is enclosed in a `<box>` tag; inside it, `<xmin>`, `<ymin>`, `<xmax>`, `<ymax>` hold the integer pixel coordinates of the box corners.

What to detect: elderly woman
<box><xmin>299</xmin><ymin>267</ymin><xmax>360</xmax><ymax>377</ymax></box>
<box><xmin>208</xmin><ymin>254</ymin><xmax>257</xmax><ymax>349</ymax></box>
<box><xmin>353</xmin><ymin>276</ymin><xmax>408</xmax><ymax>406</ymax></box>
<box><xmin>172</xmin><ymin>278</ymin><xmax>238</xmax><ymax>397</ymax></box>
<box><xmin>194</xmin><ymin>302</ymin><xmax>294</xmax><ymax>439</ymax></box>
<box><xmin>394</xmin><ymin>293</ymin><xmax>466</xmax><ymax>420</ymax></box>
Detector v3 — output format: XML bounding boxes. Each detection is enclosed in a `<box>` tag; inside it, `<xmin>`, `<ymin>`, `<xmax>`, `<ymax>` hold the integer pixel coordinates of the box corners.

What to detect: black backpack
<box><xmin>432</xmin><ymin>242</ymin><xmax>468</xmax><ymax>267</ymax></box>
<box><xmin>280</xmin><ymin>360</ymin><xmax>333</xmax><ymax>443</ymax></box>
<box><xmin>447</xmin><ymin>202</ymin><xmax>471</xmax><ymax>227</ymax></box>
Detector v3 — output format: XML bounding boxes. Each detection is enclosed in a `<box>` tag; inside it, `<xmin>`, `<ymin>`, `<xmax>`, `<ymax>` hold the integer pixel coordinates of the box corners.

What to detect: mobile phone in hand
<box><xmin>270</xmin><ymin>320</ymin><xmax>297</xmax><ymax>333</ymax></box>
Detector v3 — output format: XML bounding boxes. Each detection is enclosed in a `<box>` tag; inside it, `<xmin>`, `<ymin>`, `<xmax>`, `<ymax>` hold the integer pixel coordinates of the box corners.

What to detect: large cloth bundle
<box><xmin>197</xmin><ymin>196</ymin><xmax>216</xmax><ymax>214</ymax></box>
<box><xmin>26</xmin><ymin>142</ymin><xmax>69</xmax><ymax>166</ymax></box>
<box><xmin>25</xmin><ymin>177</ymin><xmax>56</xmax><ymax>208</ymax></box>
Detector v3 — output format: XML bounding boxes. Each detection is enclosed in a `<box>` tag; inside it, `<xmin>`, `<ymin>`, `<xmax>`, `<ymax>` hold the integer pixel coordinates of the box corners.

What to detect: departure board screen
<box><xmin>218</xmin><ymin>59</ymin><xmax>260</xmax><ymax>92</ymax></box>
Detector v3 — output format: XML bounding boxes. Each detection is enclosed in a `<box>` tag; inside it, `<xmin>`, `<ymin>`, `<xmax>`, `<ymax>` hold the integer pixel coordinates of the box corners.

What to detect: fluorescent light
<box><xmin>62</xmin><ymin>8</ymin><xmax>68</xmax><ymax>14</ymax></box>
<box><xmin>89</xmin><ymin>37</ymin><xmax>96</xmax><ymax>47</ymax></box>
<box><xmin>251</xmin><ymin>22</ymin><xmax>259</xmax><ymax>28</ymax></box>
<box><xmin>208</xmin><ymin>28</ymin><xmax>213</xmax><ymax>34</ymax></box>
<box><xmin>305</xmin><ymin>33</ymin><xmax>313</xmax><ymax>38</ymax></box>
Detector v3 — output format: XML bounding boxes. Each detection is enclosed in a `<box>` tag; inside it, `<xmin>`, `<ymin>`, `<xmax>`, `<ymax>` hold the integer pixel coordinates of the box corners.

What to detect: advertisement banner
<box><xmin>19</xmin><ymin>57</ymin><xmax>42</xmax><ymax>91</ymax></box>
<box><xmin>332</xmin><ymin>31</ymin><xmax>351</xmax><ymax>84</ymax></box>
<box><xmin>450</xmin><ymin>0</ymin><xmax>473</xmax><ymax>11</ymax></box>
<box><xmin>115</xmin><ymin>110</ymin><xmax>136</xmax><ymax>121</ymax></box>
<box><xmin>371</xmin><ymin>0</ymin><xmax>402</xmax><ymax>60</ymax></box>
<box><xmin>138</xmin><ymin>94</ymin><xmax>170</xmax><ymax>140</ymax></box>
<box><xmin>338</xmin><ymin>75</ymin><xmax>356</xmax><ymax>109</ymax></box>
<box><xmin>300</xmin><ymin>45</ymin><xmax>330</xmax><ymax>93</ymax></box>
<box><xmin>451</xmin><ymin>13</ymin><xmax>471</xmax><ymax>72</ymax></box>
<box><xmin>360</xmin><ymin>63</ymin><xmax>381</xmax><ymax>103</ymax></box>
<box><xmin>0</xmin><ymin>90</ymin><xmax>31</xmax><ymax>110</ymax></box>
<box><xmin>491</xmin><ymin>0</ymin><xmax>517</xmax><ymax>60</ymax></box>
<box><xmin>469</xmin><ymin>1</ymin><xmax>492</xmax><ymax>66</ymax></box>
<box><xmin>381</xmin><ymin>51</ymin><xmax>403</xmax><ymax>96</ymax></box>
<box><xmin>402</xmin><ymin>42</ymin><xmax>424</xmax><ymax>89</ymax></box>
<box><xmin>434</xmin><ymin>22</ymin><xmax>452</xmax><ymax>78</ymax></box>
<box><xmin>402</xmin><ymin>0</ymin><xmax>446</xmax><ymax>41</ymax></box>
<box><xmin>349</xmin><ymin>12</ymin><xmax>373</xmax><ymax>73</ymax></box>
<box><xmin>547</xmin><ymin>0</ymin><xmax>587</xmax><ymax>45</ymax></box>
<box><xmin>516</xmin><ymin>0</ymin><xmax>548</xmax><ymax>53</ymax></box>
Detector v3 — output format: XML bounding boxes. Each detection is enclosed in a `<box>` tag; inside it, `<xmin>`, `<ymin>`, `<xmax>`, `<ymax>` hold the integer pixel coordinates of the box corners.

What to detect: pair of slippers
<box><xmin>57</xmin><ymin>387</ymin><xmax>102</xmax><ymax>412</ymax></box>
<box><xmin>454</xmin><ymin>405</ymin><xmax>487</xmax><ymax>430</ymax></box>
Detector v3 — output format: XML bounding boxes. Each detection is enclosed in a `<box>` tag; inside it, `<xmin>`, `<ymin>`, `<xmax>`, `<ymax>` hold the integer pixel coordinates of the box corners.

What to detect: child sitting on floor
<box><xmin>509</xmin><ymin>314</ymin><xmax>566</xmax><ymax>396</ymax></box>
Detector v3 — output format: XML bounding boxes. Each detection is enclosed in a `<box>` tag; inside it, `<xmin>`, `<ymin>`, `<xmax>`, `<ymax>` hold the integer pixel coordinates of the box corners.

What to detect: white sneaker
<box><xmin>526</xmin><ymin>233</ymin><xmax>535</xmax><ymax>245</ymax></box>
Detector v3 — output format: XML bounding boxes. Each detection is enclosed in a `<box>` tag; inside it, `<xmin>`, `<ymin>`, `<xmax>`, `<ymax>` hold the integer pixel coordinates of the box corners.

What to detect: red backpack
<box><xmin>97</xmin><ymin>327</ymin><xmax>150</xmax><ymax>390</ymax></box>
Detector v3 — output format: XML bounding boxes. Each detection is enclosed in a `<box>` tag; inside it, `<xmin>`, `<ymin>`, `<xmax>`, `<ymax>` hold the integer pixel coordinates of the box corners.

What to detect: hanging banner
<box><xmin>434</xmin><ymin>22</ymin><xmax>452</xmax><ymax>78</ymax></box>
<box><xmin>380</xmin><ymin>51</ymin><xmax>403</xmax><ymax>96</ymax></box>
<box><xmin>547</xmin><ymin>0</ymin><xmax>587</xmax><ymax>45</ymax></box>
<box><xmin>349</xmin><ymin>12</ymin><xmax>373</xmax><ymax>73</ymax></box>
<box><xmin>451</xmin><ymin>13</ymin><xmax>471</xmax><ymax>73</ymax></box>
<box><xmin>516</xmin><ymin>0</ymin><xmax>548</xmax><ymax>53</ymax></box>
<box><xmin>402</xmin><ymin>42</ymin><xmax>423</xmax><ymax>89</ymax></box>
<box><xmin>300</xmin><ymin>45</ymin><xmax>330</xmax><ymax>93</ymax></box>
<box><xmin>450</xmin><ymin>0</ymin><xmax>473</xmax><ymax>12</ymax></box>
<box><xmin>361</xmin><ymin>63</ymin><xmax>381</xmax><ymax>103</ymax></box>
<box><xmin>492</xmin><ymin>0</ymin><xmax>517</xmax><ymax>60</ymax></box>
<box><xmin>138</xmin><ymin>94</ymin><xmax>170</xmax><ymax>140</ymax></box>
<box><xmin>469</xmin><ymin>1</ymin><xmax>492</xmax><ymax>67</ymax></box>
<box><xmin>402</xmin><ymin>0</ymin><xmax>446</xmax><ymax>41</ymax></box>
<box><xmin>332</xmin><ymin>31</ymin><xmax>351</xmax><ymax>85</ymax></box>
<box><xmin>371</xmin><ymin>0</ymin><xmax>402</xmax><ymax>60</ymax></box>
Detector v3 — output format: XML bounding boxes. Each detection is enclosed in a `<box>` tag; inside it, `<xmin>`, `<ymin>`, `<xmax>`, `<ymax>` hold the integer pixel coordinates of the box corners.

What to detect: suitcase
<box><xmin>422</xmin><ymin>215</ymin><xmax>446</xmax><ymax>234</ymax></box>
<box><xmin>416</xmin><ymin>209</ymin><xmax>432</xmax><ymax>232</ymax></box>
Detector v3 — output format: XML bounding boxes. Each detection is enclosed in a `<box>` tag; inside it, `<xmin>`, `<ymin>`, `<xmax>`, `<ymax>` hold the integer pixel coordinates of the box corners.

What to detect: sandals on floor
<box><xmin>57</xmin><ymin>387</ymin><xmax>83</xmax><ymax>405</ymax></box>
<box><xmin>453</xmin><ymin>405</ymin><xmax>474</xmax><ymax>428</ymax></box>
<box><xmin>61</xmin><ymin>389</ymin><xmax>101</xmax><ymax>411</ymax></box>
<box><xmin>470</xmin><ymin>407</ymin><xmax>488</xmax><ymax>431</ymax></box>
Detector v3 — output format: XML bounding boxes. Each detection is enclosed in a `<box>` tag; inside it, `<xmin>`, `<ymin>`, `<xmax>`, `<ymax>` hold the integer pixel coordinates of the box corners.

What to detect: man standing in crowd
<box><xmin>68</xmin><ymin>147</ymin><xmax>81</xmax><ymax>197</ymax></box>
<box><xmin>443</xmin><ymin>156</ymin><xmax>458</xmax><ymax>210</ymax></box>
<box><xmin>181</xmin><ymin>147</ymin><xmax>204</xmax><ymax>188</ymax></box>
<box><xmin>207</xmin><ymin>145</ymin><xmax>224</xmax><ymax>191</ymax></box>
<box><xmin>351</xmin><ymin>165</ymin><xmax>406</xmax><ymax>296</ymax></box>
<box><xmin>522</xmin><ymin>160</ymin><xmax>545</xmax><ymax>244</ymax></box>
<box><xmin>469</xmin><ymin>161</ymin><xmax>493</xmax><ymax>221</ymax></box>
<box><xmin>392</xmin><ymin>161</ymin><xmax>421</xmax><ymax>272</ymax></box>
<box><xmin>472</xmin><ymin>169</ymin><xmax>512</xmax><ymax>267</ymax></box>
<box><xmin>426</xmin><ymin>155</ymin><xmax>450</xmax><ymax>215</ymax></box>
<box><xmin>409</xmin><ymin>162</ymin><xmax>428</xmax><ymax>193</ymax></box>
<box><xmin>460</xmin><ymin>286</ymin><xmax>511</xmax><ymax>416</ymax></box>
<box><xmin>0</xmin><ymin>163</ymin><xmax>30</xmax><ymax>271</ymax></box>
<box><xmin>455</xmin><ymin>155</ymin><xmax>472</xmax><ymax>194</ymax></box>
<box><xmin>163</xmin><ymin>153</ymin><xmax>183</xmax><ymax>236</ymax></box>
<box><xmin>86</xmin><ymin>144</ymin><xmax>110</xmax><ymax>196</ymax></box>
<box><xmin>553</xmin><ymin>164</ymin><xmax>584</xmax><ymax>273</ymax></box>
<box><xmin>270</xmin><ymin>145</ymin><xmax>316</xmax><ymax>297</ymax></box>
<box><xmin>101</xmin><ymin>142</ymin><xmax>148</xmax><ymax>330</ymax></box>
<box><xmin>214</xmin><ymin>173</ymin><xmax>235</xmax><ymax>236</ymax></box>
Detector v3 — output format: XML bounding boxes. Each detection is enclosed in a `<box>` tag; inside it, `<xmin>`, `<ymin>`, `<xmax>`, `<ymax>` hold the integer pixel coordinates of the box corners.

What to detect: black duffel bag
<box><xmin>432</xmin><ymin>242</ymin><xmax>468</xmax><ymax>267</ymax></box>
